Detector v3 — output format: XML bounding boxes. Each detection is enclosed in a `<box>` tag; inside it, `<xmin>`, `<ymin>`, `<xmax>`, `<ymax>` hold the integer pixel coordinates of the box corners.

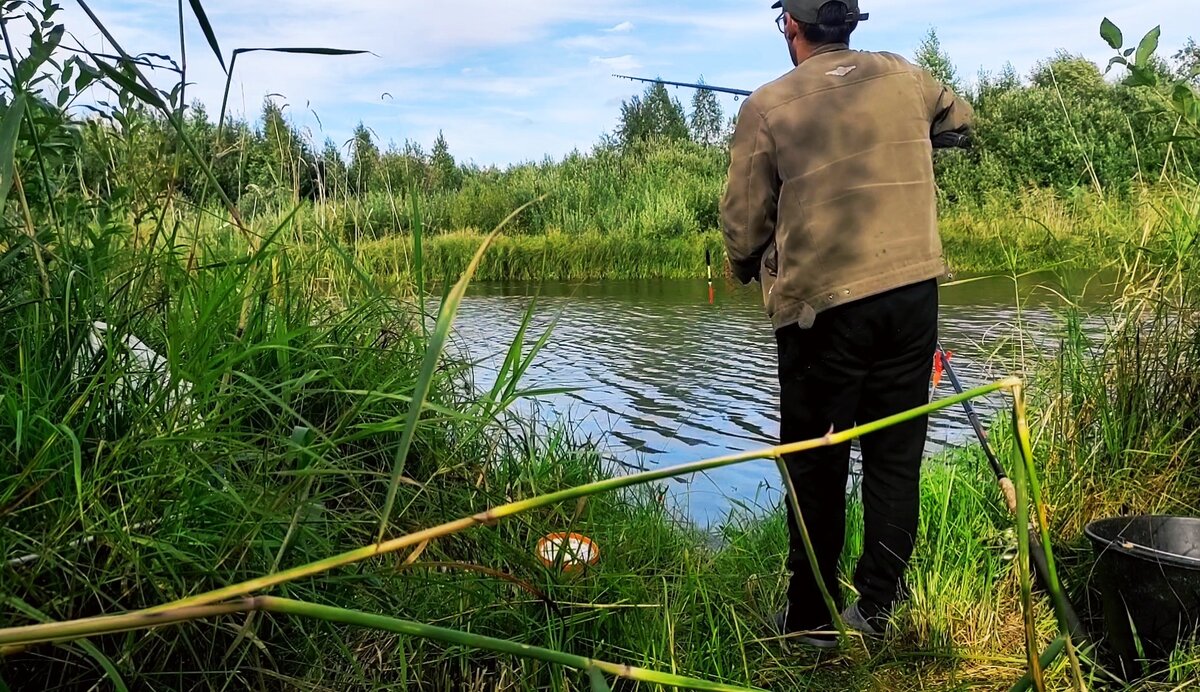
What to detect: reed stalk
<box><xmin>1012</xmin><ymin>384</ymin><xmax>1087</xmax><ymax>690</ymax></box>
<box><xmin>1010</xmin><ymin>392</ymin><xmax>1046</xmax><ymax>691</ymax></box>
<box><xmin>0</xmin><ymin>597</ymin><xmax>766</xmax><ymax>691</ymax></box>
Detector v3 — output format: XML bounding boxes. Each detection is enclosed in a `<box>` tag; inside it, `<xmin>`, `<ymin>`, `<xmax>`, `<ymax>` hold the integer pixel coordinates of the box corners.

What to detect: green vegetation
<box><xmin>15</xmin><ymin>16</ymin><xmax>1197</xmax><ymax>282</ymax></box>
<box><xmin>3</xmin><ymin>3</ymin><xmax>1200</xmax><ymax>691</ymax></box>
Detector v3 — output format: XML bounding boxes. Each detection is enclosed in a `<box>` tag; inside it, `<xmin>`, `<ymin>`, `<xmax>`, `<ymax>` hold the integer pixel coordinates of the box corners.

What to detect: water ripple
<box><xmin>447</xmin><ymin>275</ymin><xmax>1109</xmax><ymax>526</ymax></box>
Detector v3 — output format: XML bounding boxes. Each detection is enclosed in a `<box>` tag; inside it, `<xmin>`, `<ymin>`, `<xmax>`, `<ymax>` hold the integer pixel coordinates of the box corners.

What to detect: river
<box><xmin>448</xmin><ymin>272</ymin><xmax>1112</xmax><ymax>527</ymax></box>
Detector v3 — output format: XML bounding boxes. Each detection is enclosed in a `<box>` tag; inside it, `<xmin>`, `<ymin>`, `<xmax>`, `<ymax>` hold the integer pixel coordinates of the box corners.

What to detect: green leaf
<box><xmin>1105</xmin><ymin>56</ymin><xmax>1127</xmax><ymax>74</ymax></box>
<box><xmin>0</xmin><ymin>91</ymin><xmax>28</xmax><ymax>212</ymax></box>
<box><xmin>1135</xmin><ymin>26</ymin><xmax>1161</xmax><ymax>68</ymax></box>
<box><xmin>375</xmin><ymin>197</ymin><xmax>541</xmax><ymax>542</ymax></box>
<box><xmin>589</xmin><ymin>667</ymin><xmax>612</xmax><ymax>691</ymax></box>
<box><xmin>1100</xmin><ymin>18</ymin><xmax>1122</xmax><ymax>50</ymax></box>
<box><xmin>1123</xmin><ymin>67</ymin><xmax>1158</xmax><ymax>88</ymax></box>
<box><xmin>92</xmin><ymin>59</ymin><xmax>166</xmax><ymax>109</ymax></box>
<box><xmin>1173</xmin><ymin>83</ymin><xmax>1195</xmax><ymax>108</ymax></box>
<box><xmin>187</xmin><ymin>0</ymin><xmax>227</xmax><ymax>73</ymax></box>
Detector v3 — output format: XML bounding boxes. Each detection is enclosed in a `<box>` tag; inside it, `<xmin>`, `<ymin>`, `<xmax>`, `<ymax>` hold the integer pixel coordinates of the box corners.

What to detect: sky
<box><xmin>34</xmin><ymin>0</ymin><xmax>1200</xmax><ymax>168</ymax></box>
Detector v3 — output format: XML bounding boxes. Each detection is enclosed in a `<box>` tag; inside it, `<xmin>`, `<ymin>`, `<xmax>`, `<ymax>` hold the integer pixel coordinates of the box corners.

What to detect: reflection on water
<box><xmin>447</xmin><ymin>272</ymin><xmax>1113</xmax><ymax>527</ymax></box>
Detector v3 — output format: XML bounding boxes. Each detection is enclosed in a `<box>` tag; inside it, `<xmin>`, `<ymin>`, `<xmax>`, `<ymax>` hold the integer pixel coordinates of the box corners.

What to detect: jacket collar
<box><xmin>811</xmin><ymin>42</ymin><xmax>850</xmax><ymax>58</ymax></box>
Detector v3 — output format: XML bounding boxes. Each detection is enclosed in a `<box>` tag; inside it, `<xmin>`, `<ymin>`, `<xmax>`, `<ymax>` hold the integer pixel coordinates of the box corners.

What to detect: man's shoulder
<box><xmin>750</xmin><ymin>49</ymin><xmax>921</xmax><ymax>107</ymax></box>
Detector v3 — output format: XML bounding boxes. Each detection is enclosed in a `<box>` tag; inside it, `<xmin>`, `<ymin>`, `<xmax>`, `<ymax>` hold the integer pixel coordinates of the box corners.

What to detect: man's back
<box><xmin>721</xmin><ymin>43</ymin><xmax>973</xmax><ymax>330</ymax></box>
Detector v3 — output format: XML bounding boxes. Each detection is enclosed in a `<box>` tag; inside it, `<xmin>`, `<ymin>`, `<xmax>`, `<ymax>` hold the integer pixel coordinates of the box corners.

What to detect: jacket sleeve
<box><xmin>918</xmin><ymin>69</ymin><xmax>975</xmax><ymax>149</ymax></box>
<box><xmin>720</xmin><ymin>98</ymin><xmax>779</xmax><ymax>285</ymax></box>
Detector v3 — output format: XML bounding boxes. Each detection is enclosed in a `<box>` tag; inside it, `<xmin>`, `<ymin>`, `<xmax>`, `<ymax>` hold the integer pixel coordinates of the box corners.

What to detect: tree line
<box><xmin>7</xmin><ymin>27</ymin><xmax>1200</xmax><ymax>239</ymax></box>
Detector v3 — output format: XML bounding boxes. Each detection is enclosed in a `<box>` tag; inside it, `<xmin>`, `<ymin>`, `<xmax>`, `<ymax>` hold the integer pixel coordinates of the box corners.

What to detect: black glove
<box><xmin>932</xmin><ymin>130</ymin><xmax>972</xmax><ymax>150</ymax></box>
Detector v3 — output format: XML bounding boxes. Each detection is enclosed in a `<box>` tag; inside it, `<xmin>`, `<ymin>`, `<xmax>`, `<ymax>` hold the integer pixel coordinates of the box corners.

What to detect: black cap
<box><xmin>772</xmin><ymin>0</ymin><xmax>868</xmax><ymax>24</ymax></box>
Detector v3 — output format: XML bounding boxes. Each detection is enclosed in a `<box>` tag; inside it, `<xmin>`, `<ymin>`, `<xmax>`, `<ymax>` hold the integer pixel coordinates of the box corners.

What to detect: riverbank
<box><xmin>341</xmin><ymin>184</ymin><xmax>1180</xmax><ymax>283</ymax></box>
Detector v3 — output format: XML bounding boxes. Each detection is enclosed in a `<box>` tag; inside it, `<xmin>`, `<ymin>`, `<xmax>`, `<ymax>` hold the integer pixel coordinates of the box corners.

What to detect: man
<box><xmin>719</xmin><ymin>0</ymin><xmax>974</xmax><ymax>647</ymax></box>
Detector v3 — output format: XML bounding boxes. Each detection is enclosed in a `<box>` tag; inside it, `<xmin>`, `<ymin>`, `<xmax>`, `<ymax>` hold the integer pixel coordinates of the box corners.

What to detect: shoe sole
<box><xmin>795</xmin><ymin>635</ymin><xmax>840</xmax><ymax>649</ymax></box>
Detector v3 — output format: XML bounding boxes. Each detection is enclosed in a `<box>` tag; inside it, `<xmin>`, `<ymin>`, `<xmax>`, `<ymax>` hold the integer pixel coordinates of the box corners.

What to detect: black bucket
<box><xmin>1085</xmin><ymin>515</ymin><xmax>1200</xmax><ymax>678</ymax></box>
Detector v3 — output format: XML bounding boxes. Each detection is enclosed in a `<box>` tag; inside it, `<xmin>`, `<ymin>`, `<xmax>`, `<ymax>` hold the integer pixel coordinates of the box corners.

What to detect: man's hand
<box><xmin>932</xmin><ymin>129</ymin><xmax>971</xmax><ymax>149</ymax></box>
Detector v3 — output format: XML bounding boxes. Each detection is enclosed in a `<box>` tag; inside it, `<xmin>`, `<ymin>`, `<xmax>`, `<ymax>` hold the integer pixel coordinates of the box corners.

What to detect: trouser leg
<box><xmin>775</xmin><ymin>317</ymin><xmax>868</xmax><ymax>631</ymax></box>
<box><xmin>852</xmin><ymin>280</ymin><xmax>939</xmax><ymax>621</ymax></box>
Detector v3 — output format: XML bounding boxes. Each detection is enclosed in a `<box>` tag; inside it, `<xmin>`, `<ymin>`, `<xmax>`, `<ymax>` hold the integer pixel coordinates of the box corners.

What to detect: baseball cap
<box><xmin>771</xmin><ymin>0</ymin><xmax>869</xmax><ymax>25</ymax></box>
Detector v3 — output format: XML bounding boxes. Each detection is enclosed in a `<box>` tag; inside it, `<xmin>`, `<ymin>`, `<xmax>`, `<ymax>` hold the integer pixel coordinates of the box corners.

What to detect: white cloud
<box><xmin>557</xmin><ymin>34</ymin><xmax>635</xmax><ymax>52</ymax></box>
<box><xmin>606</xmin><ymin>21</ymin><xmax>635</xmax><ymax>33</ymax></box>
<box><xmin>590</xmin><ymin>55</ymin><xmax>642</xmax><ymax>73</ymax></box>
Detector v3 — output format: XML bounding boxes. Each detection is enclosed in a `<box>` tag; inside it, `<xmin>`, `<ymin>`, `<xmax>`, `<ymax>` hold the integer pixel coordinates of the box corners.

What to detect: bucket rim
<box><xmin>1085</xmin><ymin>515</ymin><xmax>1200</xmax><ymax>570</ymax></box>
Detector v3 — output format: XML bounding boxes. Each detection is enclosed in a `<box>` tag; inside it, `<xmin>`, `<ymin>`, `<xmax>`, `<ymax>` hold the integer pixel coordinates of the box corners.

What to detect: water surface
<box><xmin>448</xmin><ymin>272</ymin><xmax>1112</xmax><ymax>527</ymax></box>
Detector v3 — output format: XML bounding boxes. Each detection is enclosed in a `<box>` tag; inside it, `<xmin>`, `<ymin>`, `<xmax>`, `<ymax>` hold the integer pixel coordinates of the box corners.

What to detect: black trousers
<box><xmin>776</xmin><ymin>279</ymin><xmax>938</xmax><ymax>631</ymax></box>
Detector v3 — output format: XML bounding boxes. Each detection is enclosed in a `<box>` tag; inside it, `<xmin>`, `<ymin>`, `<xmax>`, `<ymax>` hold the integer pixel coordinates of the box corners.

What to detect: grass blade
<box><xmin>4</xmin><ymin>597</ymin><xmax>129</xmax><ymax>692</ymax></box>
<box><xmin>374</xmin><ymin>227</ymin><xmax>502</xmax><ymax>542</ymax></box>
<box><xmin>232</xmin><ymin>47</ymin><xmax>371</xmax><ymax>59</ymax></box>
<box><xmin>375</xmin><ymin>197</ymin><xmax>544</xmax><ymax>542</ymax></box>
<box><xmin>0</xmin><ymin>91</ymin><xmax>27</xmax><ymax>211</ymax></box>
<box><xmin>0</xmin><ymin>597</ymin><xmax>764</xmax><ymax>691</ymax></box>
<box><xmin>90</xmin><ymin>59</ymin><xmax>166</xmax><ymax>109</ymax></box>
<box><xmin>186</xmin><ymin>0</ymin><xmax>226</xmax><ymax>72</ymax></box>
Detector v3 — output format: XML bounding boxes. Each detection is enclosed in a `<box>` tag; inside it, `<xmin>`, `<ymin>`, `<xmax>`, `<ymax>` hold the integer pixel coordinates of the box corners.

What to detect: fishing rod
<box><xmin>613</xmin><ymin>74</ymin><xmax>751</xmax><ymax>98</ymax></box>
<box><xmin>612</xmin><ymin>74</ymin><xmax>970</xmax><ymax>149</ymax></box>
<box><xmin>933</xmin><ymin>344</ymin><xmax>1085</xmax><ymax>639</ymax></box>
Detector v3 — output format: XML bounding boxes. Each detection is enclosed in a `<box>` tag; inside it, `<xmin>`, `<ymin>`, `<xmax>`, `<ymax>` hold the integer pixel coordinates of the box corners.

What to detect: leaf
<box><xmin>75</xmin><ymin>62</ymin><xmax>100</xmax><ymax>91</ymax></box>
<box><xmin>59</xmin><ymin>423</ymin><xmax>83</xmax><ymax>525</ymax></box>
<box><xmin>1123</xmin><ymin>48</ymin><xmax>1135</xmax><ymax>57</ymax></box>
<box><xmin>1135</xmin><ymin>26</ymin><xmax>1161</xmax><ymax>69</ymax></box>
<box><xmin>1100</xmin><ymin>18</ymin><xmax>1122</xmax><ymax>50</ymax></box>
<box><xmin>1105</xmin><ymin>56</ymin><xmax>1127</xmax><ymax>75</ymax></box>
<box><xmin>188</xmin><ymin>0</ymin><xmax>227</xmax><ymax>72</ymax></box>
<box><xmin>1173</xmin><ymin>83</ymin><xmax>1195</xmax><ymax>109</ymax></box>
<box><xmin>1123</xmin><ymin>67</ymin><xmax>1157</xmax><ymax>88</ymax></box>
<box><xmin>92</xmin><ymin>59</ymin><xmax>165</xmax><ymax>109</ymax></box>
<box><xmin>0</xmin><ymin>91</ymin><xmax>28</xmax><ymax>212</ymax></box>
<box><xmin>375</xmin><ymin>227</ymin><xmax>504</xmax><ymax>541</ymax></box>
<box><xmin>375</xmin><ymin>197</ymin><xmax>541</xmax><ymax>542</ymax></box>
<box><xmin>232</xmin><ymin>46</ymin><xmax>371</xmax><ymax>59</ymax></box>
<box><xmin>588</xmin><ymin>667</ymin><xmax>612</xmax><ymax>692</ymax></box>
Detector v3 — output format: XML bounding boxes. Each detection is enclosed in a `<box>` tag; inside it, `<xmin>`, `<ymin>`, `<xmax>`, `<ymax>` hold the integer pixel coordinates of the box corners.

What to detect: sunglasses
<box><xmin>776</xmin><ymin>11</ymin><xmax>787</xmax><ymax>33</ymax></box>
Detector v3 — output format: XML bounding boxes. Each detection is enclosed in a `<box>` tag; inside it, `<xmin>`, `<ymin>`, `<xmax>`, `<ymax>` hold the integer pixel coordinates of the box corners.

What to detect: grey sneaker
<box><xmin>840</xmin><ymin>601</ymin><xmax>884</xmax><ymax>636</ymax></box>
<box><xmin>772</xmin><ymin>609</ymin><xmax>840</xmax><ymax>649</ymax></box>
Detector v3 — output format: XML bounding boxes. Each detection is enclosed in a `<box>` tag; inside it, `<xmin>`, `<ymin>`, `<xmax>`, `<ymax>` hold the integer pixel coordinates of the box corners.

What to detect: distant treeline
<box><xmin>20</xmin><ymin>31</ymin><xmax>1200</xmax><ymax>240</ymax></box>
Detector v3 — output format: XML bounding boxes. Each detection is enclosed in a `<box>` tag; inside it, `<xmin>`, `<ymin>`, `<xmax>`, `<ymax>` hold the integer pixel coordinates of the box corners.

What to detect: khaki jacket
<box><xmin>720</xmin><ymin>43</ymin><xmax>974</xmax><ymax>330</ymax></box>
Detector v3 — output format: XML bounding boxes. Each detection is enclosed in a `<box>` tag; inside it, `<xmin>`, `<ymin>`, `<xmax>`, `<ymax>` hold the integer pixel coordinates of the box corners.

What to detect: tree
<box><xmin>317</xmin><ymin>137</ymin><xmax>347</xmax><ymax>200</ymax></box>
<box><xmin>1174</xmin><ymin>37</ymin><xmax>1200</xmax><ymax>85</ymax></box>
<box><xmin>915</xmin><ymin>27</ymin><xmax>960</xmax><ymax>93</ymax></box>
<box><xmin>616</xmin><ymin>82</ymin><xmax>689</xmax><ymax>146</ymax></box>
<box><xmin>430</xmin><ymin>130</ymin><xmax>461</xmax><ymax>191</ymax></box>
<box><xmin>689</xmin><ymin>76</ymin><xmax>725</xmax><ymax>147</ymax></box>
<box><xmin>348</xmin><ymin>122</ymin><xmax>378</xmax><ymax>195</ymax></box>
